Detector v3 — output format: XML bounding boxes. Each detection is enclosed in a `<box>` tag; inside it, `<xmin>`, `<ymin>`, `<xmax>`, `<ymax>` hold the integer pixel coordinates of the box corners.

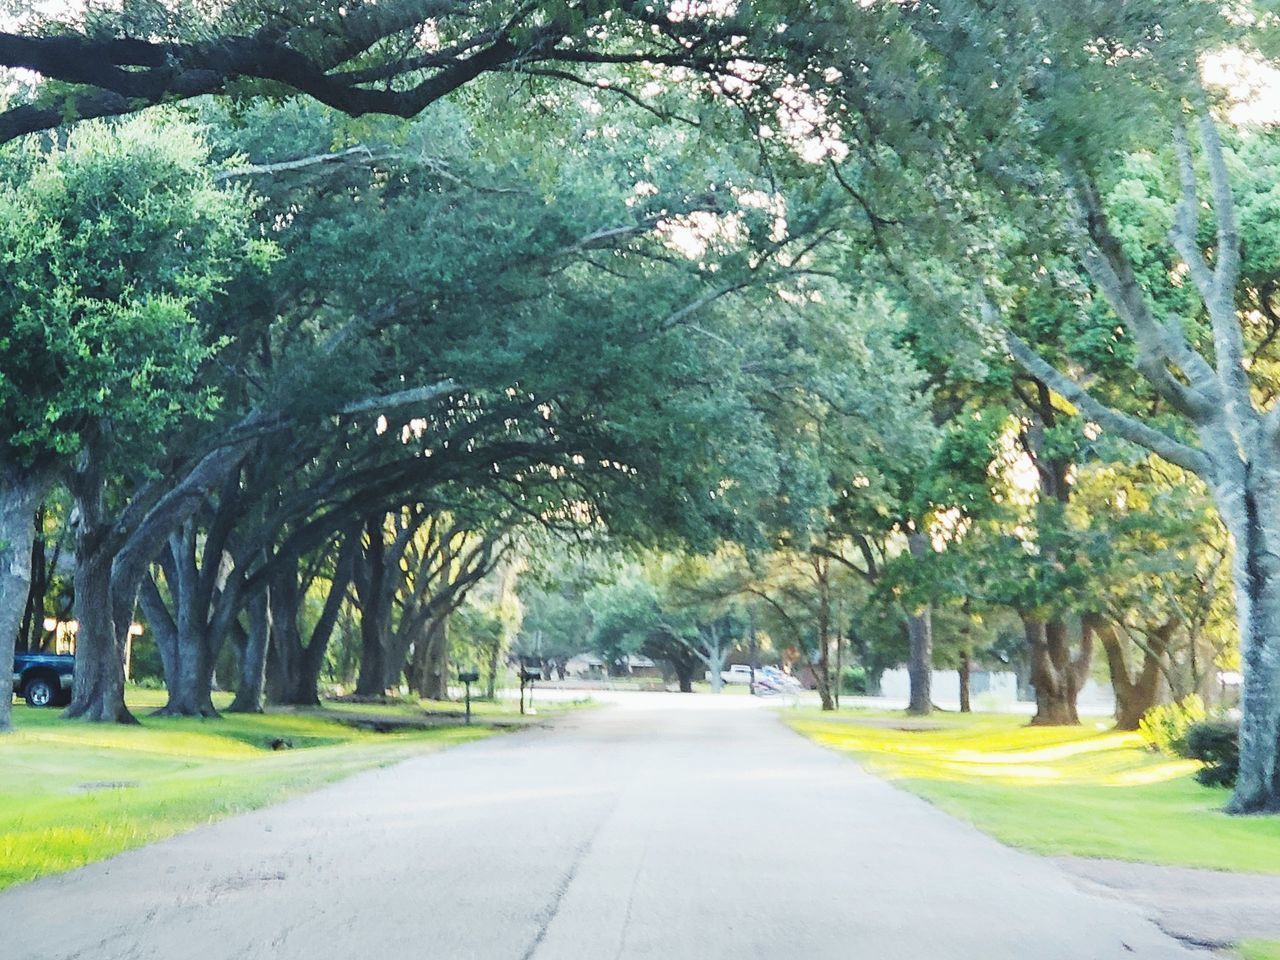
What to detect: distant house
<box><xmin>621</xmin><ymin>654</ymin><xmax>662</xmax><ymax>678</ymax></box>
<box><xmin>565</xmin><ymin>653</ymin><xmax>607</xmax><ymax>679</ymax></box>
<box><xmin>564</xmin><ymin>652</ymin><xmax>663</xmax><ymax>680</ymax></box>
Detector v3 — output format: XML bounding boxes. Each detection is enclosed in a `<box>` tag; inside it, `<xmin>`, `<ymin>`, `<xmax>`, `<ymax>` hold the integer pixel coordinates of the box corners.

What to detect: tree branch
<box><xmin>1002</xmin><ymin>329</ymin><xmax>1210</xmax><ymax>476</ymax></box>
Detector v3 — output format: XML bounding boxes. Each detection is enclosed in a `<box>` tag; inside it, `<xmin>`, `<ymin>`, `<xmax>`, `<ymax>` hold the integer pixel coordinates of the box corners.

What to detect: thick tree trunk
<box><xmin>65</xmin><ymin>548</ymin><xmax>136</xmax><ymax>723</ymax></box>
<box><xmin>18</xmin><ymin>505</ymin><xmax>50</xmax><ymax>654</ymax></box>
<box><xmin>1217</xmin><ymin>469</ymin><xmax>1280</xmax><ymax>813</ymax></box>
<box><xmin>150</xmin><ymin>536</ymin><xmax>221</xmax><ymax>718</ymax></box>
<box><xmin>905</xmin><ymin>532</ymin><xmax>933</xmax><ymax>716</ymax></box>
<box><xmin>355</xmin><ymin>609</ymin><xmax>388</xmax><ymax>696</ymax></box>
<box><xmin>958</xmin><ymin>650</ymin><xmax>972</xmax><ymax>714</ymax></box>
<box><xmin>65</xmin><ymin>442</ymin><xmax>136</xmax><ymax>724</ymax></box>
<box><xmin>673</xmin><ymin>658</ymin><xmax>696</xmax><ymax>693</ymax></box>
<box><xmin>422</xmin><ymin>615</ymin><xmax>451</xmax><ymax>700</ymax></box>
<box><xmin>1022</xmin><ymin>615</ymin><xmax>1079</xmax><ymax>726</ymax></box>
<box><xmin>0</xmin><ymin>469</ymin><xmax>49</xmax><ymax>732</ymax></box>
<box><xmin>229</xmin><ymin>590</ymin><xmax>271</xmax><ymax>713</ymax></box>
<box><xmin>1088</xmin><ymin>613</ymin><xmax>1164</xmax><ymax>731</ymax></box>
<box><xmin>267</xmin><ymin>625</ymin><xmax>323</xmax><ymax>706</ymax></box>
<box><xmin>383</xmin><ymin>623</ymin><xmax>414</xmax><ymax>692</ymax></box>
<box><xmin>264</xmin><ymin>543</ymin><xmax>352</xmax><ymax>707</ymax></box>
<box><xmin>485</xmin><ymin>637</ymin><xmax>501</xmax><ymax>699</ymax></box>
<box><xmin>264</xmin><ymin>559</ymin><xmax>321</xmax><ymax>707</ymax></box>
<box><xmin>703</xmin><ymin>637</ymin><xmax>728</xmax><ymax>694</ymax></box>
<box><xmin>353</xmin><ymin>517</ymin><xmax>392</xmax><ymax>697</ymax></box>
<box><xmin>905</xmin><ymin>608</ymin><xmax>933</xmax><ymax>716</ymax></box>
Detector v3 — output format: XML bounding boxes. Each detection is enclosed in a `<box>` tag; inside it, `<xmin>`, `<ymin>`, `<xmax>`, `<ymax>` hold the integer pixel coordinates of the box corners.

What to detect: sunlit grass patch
<box><xmin>1241</xmin><ymin>940</ymin><xmax>1280</xmax><ymax>960</ymax></box>
<box><xmin>0</xmin><ymin>689</ymin><xmax>498</xmax><ymax>891</ymax></box>
<box><xmin>786</xmin><ymin>710</ymin><xmax>1280</xmax><ymax>873</ymax></box>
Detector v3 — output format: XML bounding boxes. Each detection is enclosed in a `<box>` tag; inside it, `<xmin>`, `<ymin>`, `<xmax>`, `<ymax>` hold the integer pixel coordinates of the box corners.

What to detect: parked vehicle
<box><xmin>752</xmin><ymin>667</ymin><xmax>803</xmax><ymax>696</ymax></box>
<box><xmin>705</xmin><ymin>665</ymin><xmax>757</xmax><ymax>685</ymax></box>
<box><xmin>11</xmin><ymin>652</ymin><xmax>75</xmax><ymax>707</ymax></box>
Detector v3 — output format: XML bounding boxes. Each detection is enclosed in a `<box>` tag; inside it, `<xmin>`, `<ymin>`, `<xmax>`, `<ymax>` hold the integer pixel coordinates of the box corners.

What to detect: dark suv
<box><xmin>11</xmin><ymin>652</ymin><xmax>75</xmax><ymax>707</ymax></box>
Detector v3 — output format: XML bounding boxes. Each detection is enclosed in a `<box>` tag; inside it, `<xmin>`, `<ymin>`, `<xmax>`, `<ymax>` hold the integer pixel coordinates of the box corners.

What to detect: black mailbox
<box><xmin>458</xmin><ymin>669</ymin><xmax>480</xmax><ymax>725</ymax></box>
<box><xmin>520</xmin><ymin>666</ymin><xmax>543</xmax><ymax>682</ymax></box>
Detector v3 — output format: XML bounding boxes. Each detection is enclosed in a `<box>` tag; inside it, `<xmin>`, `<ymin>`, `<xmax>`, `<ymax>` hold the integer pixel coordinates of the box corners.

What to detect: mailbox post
<box><xmin>458</xmin><ymin>670</ymin><xmax>480</xmax><ymax>725</ymax></box>
<box><xmin>519</xmin><ymin>658</ymin><xmax>543</xmax><ymax>716</ymax></box>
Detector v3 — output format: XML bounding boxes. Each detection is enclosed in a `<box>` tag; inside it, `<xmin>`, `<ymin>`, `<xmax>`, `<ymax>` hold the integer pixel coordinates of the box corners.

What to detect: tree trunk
<box><xmin>65</xmin><ymin>547</ymin><xmax>136</xmax><ymax>723</ymax></box>
<box><xmin>905</xmin><ymin>608</ymin><xmax>933</xmax><ymax>716</ymax></box>
<box><xmin>18</xmin><ymin>505</ymin><xmax>49</xmax><ymax>654</ymax></box>
<box><xmin>0</xmin><ymin>468</ymin><xmax>50</xmax><ymax>732</ymax></box>
<box><xmin>265</xmin><ymin>598</ymin><xmax>325</xmax><ymax>708</ymax></box>
<box><xmin>229</xmin><ymin>589</ymin><xmax>271</xmax><ymax>713</ymax></box>
<box><xmin>1087</xmin><ymin>613</ymin><xmax>1164</xmax><ymax>731</ymax></box>
<box><xmin>1022</xmin><ymin>614</ymin><xmax>1079</xmax><ymax>726</ymax></box>
<box><xmin>421</xmin><ymin>615</ymin><xmax>451</xmax><ymax>700</ymax></box>
<box><xmin>354</xmin><ymin>611</ymin><xmax>388</xmax><ymax>695</ymax></box>
<box><xmin>150</xmin><ymin>528</ymin><xmax>223</xmax><ymax>718</ymax></box>
<box><xmin>703</xmin><ymin>633</ymin><xmax>729</xmax><ymax>694</ymax></box>
<box><xmin>1217</xmin><ymin>468</ymin><xmax>1280</xmax><ymax>813</ymax></box>
<box><xmin>673</xmin><ymin>657</ymin><xmax>696</xmax><ymax>693</ymax></box>
<box><xmin>485</xmin><ymin>636</ymin><xmax>501</xmax><ymax>699</ymax></box>
<box><xmin>353</xmin><ymin>517</ymin><xmax>392</xmax><ymax>697</ymax></box>
<box><xmin>814</xmin><ymin>558</ymin><xmax>834</xmax><ymax>710</ymax></box>
<box><xmin>264</xmin><ymin>541</ymin><xmax>353</xmax><ymax>707</ymax></box>
<box><xmin>958</xmin><ymin>650</ymin><xmax>972</xmax><ymax>714</ymax></box>
<box><xmin>904</xmin><ymin>532</ymin><xmax>933</xmax><ymax>716</ymax></box>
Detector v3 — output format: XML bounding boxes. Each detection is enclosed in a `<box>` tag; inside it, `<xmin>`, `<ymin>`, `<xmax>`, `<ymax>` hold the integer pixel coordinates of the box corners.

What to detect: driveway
<box><xmin>1</xmin><ymin>694</ymin><xmax>1201</xmax><ymax>959</ymax></box>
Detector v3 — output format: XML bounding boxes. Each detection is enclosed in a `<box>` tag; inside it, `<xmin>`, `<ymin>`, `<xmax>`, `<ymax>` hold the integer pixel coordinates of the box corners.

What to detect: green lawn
<box><xmin>785</xmin><ymin>710</ymin><xmax>1280</xmax><ymax>873</ymax></box>
<box><xmin>0</xmin><ymin>688</ymin><xmax>508</xmax><ymax>890</ymax></box>
<box><xmin>1241</xmin><ymin>942</ymin><xmax>1280</xmax><ymax>960</ymax></box>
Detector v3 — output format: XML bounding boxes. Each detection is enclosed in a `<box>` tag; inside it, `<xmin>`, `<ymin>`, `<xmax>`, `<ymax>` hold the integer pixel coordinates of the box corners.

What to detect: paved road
<box><xmin>3</xmin><ymin>695</ymin><xmax>1201</xmax><ymax>960</ymax></box>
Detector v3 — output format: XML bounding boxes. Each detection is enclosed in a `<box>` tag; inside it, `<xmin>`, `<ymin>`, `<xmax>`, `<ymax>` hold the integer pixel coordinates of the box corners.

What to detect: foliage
<box><xmin>1185</xmin><ymin>720</ymin><xmax>1241</xmax><ymax>789</ymax></box>
<box><xmin>0</xmin><ymin>113</ymin><xmax>266</xmax><ymax>464</ymax></box>
<box><xmin>1138</xmin><ymin>696</ymin><xmax>1209</xmax><ymax>758</ymax></box>
<box><xmin>840</xmin><ymin>665</ymin><xmax>870</xmax><ymax>696</ymax></box>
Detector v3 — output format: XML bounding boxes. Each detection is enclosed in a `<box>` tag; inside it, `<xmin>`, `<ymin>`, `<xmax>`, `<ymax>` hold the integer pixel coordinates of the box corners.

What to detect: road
<box><xmin>3</xmin><ymin>694</ymin><xmax>1200</xmax><ymax>960</ymax></box>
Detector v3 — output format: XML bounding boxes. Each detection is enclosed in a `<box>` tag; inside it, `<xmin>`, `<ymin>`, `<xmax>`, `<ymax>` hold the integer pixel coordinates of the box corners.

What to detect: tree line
<box><xmin>2</xmin><ymin>0</ymin><xmax>1279</xmax><ymax>813</ymax></box>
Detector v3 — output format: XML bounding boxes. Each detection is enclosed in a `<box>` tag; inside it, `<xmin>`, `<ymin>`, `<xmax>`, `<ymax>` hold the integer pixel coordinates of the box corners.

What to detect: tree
<box><xmin>753</xmin><ymin>1</ymin><xmax>1280</xmax><ymax>806</ymax></box>
<box><xmin>0</xmin><ymin>2</ymin><xmax>769</xmax><ymax>144</ymax></box>
<box><xmin>989</xmin><ymin>96</ymin><xmax>1280</xmax><ymax>810</ymax></box>
<box><xmin>0</xmin><ymin>115</ymin><xmax>263</xmax><ymax>729</ymax></box>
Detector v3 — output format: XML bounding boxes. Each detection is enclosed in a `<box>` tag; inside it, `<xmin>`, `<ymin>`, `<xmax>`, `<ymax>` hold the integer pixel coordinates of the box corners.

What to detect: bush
<box><xmin>840</xmin><ymin>665</ymin><xmax>869</xmax><ymax>696</ymax></box>
<box><xmin>1137</xmin><ymin>695</ymin><xmax>1207</xmax><ymax>757</ymax></box>
<box><xmin>1185</xmin><ymin>720</ymin><xmax>1240</xmax><ymax>788</ymax></box>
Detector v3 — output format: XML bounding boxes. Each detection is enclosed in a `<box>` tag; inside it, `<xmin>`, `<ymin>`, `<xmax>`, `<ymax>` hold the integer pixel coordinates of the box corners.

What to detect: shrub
<box><xmin>1185</xmin><ymin>720</ymin><xmax>1240</xmax><ymax>788</ymax></box>
<box><xmin>840</xmin><ymin>665</ymin><xmax>869</xmax><ymax>696</ymax></box>
<box><xmin>1137</xmin><ymin>695</ymin><xmax>1207</xmax><ymax>757</ymax></box>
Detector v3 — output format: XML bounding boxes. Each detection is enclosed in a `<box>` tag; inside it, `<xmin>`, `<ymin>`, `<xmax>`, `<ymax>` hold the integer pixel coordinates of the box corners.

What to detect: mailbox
<box><xmin>458</xmin><ymin>669</ymin><xmax>480</xmax><ymax>725</ymax></box>
<box><xmin>518</xmin><ymin>659</ymin><xmax>542</xmax><ymax>715</ymax></box>
<box><xmin>519</xmin><ymin>657</ymin><xmax>543</xmax><ymax>683</ymax></box>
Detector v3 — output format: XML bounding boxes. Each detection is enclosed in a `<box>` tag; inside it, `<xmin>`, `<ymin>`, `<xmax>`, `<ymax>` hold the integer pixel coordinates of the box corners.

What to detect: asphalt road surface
<box><xmin>2</xmin><ymin>694</ymin><xmax>1202</xmax><ymax>960</ymax></box>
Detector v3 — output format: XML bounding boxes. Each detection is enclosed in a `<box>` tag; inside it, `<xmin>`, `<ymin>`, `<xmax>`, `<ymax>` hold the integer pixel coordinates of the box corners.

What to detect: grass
<box><xmin>0</xmin><ymin>687</ymin><xmax>515</xmax><ymax>891</ymax></box>
<box><xmin>785</xmin><ymin>709</ymin><xmax>1280</xmax><ymax>874</ymax></box>
<box><xmin>1241</xmin><ymin>943</ymin><xmax>1280</xmax><ymax>960</ymax></box>
<box><xmin>322</xmin><ymin>692</ymin><xmax>594</xmax><ymax>719</ymax></box>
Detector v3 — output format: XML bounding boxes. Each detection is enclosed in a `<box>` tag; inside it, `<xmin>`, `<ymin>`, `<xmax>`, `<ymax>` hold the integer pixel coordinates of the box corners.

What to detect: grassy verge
<box><xmin>322</xmin><ymin>693</ymin><xmax>595</xmax><ymax>719</ymax></box>
<box><xmin>785</xmin><ymin>709</ymin><xmax>1280</xmax><ymax>873</ymax></box>
<box><xmin>1241</xmin><ymin>942</ymin><xmax>1280</xmax><ymax>960</ymax></box>
<box><xmin>0</xmin><ymin>688</ymin><xmax>513</xmax><ymax>891</ymax></box>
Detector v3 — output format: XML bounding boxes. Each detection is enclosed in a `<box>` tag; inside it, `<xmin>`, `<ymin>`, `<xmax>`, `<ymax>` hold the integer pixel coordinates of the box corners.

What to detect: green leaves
<box><xmin>0</xmin><ymin>113</ymin><xmax>266</xmax><ymax>465</ymax></box>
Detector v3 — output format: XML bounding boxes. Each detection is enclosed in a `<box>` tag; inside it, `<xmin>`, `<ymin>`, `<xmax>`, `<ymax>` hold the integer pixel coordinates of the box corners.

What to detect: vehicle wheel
<box><xmin>23</xmin><ymin>676</ymin><xmax>56</xmax><ymax>708</ymax></box>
